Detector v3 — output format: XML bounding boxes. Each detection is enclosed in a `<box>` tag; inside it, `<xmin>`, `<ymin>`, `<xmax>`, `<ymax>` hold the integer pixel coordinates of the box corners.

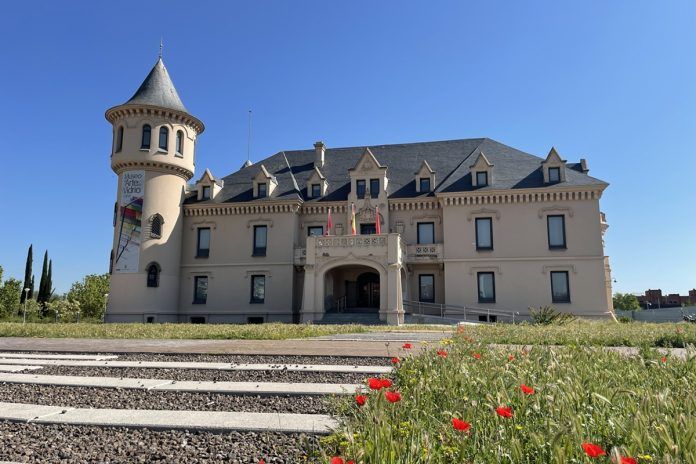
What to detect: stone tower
<box><xmin>105</xmin><ymin>58</ymin><xmax>204</xmax><ymax>322</ymax></box>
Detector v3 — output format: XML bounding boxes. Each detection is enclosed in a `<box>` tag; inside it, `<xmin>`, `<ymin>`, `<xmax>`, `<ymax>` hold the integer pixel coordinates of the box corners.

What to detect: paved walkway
<box><xmin>0</xmin><ymin>335</ymin><xmax>442</xmax><ymax>357</ymax></box>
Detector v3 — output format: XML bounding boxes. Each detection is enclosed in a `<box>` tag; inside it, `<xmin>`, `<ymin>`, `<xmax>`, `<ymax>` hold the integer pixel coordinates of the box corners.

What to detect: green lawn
<box><xmin>0</xmin><ymin>322</ymin><xmax>447</xmax><ymax>340</ymax></box>
<box><xmin>322</xmin><ymin>334</ymin><xmax>696</xmax><ymax>463</ymax></box>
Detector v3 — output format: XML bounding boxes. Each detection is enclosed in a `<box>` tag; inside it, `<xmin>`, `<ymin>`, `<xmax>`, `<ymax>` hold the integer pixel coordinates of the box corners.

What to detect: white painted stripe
<box><xmin>0</xmin><ymin>373</ymin><xmax>362</xmax><ymax>396</ymax></box>
<box><xmin>0</xmin><ymin>402</ymin><xmax>337</xmax><ymax>434</ymax></box>
<box><xmin>0</xmin><ymin>353</ymin><xmax>118</xmax><ymax>361</ymax></box>
<box><xmin>0</xmin><ymin>358</ymin><xmax>392</xmax><ymax>374</ymax></box>
<box><xmin>0</xmin><ymin>365</ymin><xmax>43</xmax><ymax>373</ymax></box>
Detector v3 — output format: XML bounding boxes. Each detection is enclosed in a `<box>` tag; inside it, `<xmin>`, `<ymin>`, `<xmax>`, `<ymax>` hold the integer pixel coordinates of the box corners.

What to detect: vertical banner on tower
<box><xmin>114</xmin><ymin>171</ymin><xmax>144</xmax><ymax>273</ymax></box>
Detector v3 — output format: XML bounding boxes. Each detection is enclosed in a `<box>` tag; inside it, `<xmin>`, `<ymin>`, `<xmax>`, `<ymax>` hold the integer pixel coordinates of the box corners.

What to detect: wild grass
<box><xmin>323</xmin><ymin>334</ymin><xmax>696</xmax><ymax>463</ymax></box>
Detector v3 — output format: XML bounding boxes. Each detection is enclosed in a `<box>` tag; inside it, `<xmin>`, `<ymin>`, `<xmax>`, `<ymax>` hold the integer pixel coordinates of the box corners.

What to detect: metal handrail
<box><xmin>403</xmin><ymin>299</ymin><xmax>519</xmax><ymax>323</ymax></box>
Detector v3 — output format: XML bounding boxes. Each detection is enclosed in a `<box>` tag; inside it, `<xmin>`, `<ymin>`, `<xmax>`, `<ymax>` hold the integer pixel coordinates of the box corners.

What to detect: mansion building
<box><xmin>105</xmin><ymin>58</ymin><xmax>613</xmax><ymax>325</ymax></box>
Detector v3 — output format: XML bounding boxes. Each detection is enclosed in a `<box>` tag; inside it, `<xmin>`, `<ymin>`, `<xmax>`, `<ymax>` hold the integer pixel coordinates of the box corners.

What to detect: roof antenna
<box><xmin>247</xmin><ymin>109</ymin><xmax>252</xmax><ymax>162</ymax></box>
<box><xmin>159</xmin><ymin>37</ymin><xmax>164</xmax><ymax>59</ymax></box>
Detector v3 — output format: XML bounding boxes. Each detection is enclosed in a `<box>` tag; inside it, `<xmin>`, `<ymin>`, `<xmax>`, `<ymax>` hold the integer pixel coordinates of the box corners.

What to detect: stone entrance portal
<box><xmin>300</xmin><ymin>234</ymin><xmax>406</xmax><ymax>325</ymax></box>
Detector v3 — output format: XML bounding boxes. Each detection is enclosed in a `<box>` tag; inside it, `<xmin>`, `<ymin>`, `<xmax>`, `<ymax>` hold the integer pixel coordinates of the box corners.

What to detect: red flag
<box><xmin>325</xmin><ymin>208</ymin><xmax>333</xmax><ymax>236</ymax></box>
<box><xmin>375</xmin><ymin>205</ymin><xmax>381</xmax><ymax>234</ymax></box>
<box><xmin>350</xmin><ymin>203</ymin><xmax>357</xmax><ymax>235</ymax></box>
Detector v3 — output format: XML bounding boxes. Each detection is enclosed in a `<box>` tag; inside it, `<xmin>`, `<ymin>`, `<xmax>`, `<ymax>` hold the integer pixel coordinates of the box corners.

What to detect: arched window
<box><xmin>150</xmin><ymin>214</ymin><xmax>163</xmax><ymax>239</ymax></box>
<box><xmin>141</xmin><ymin>125</ymin><xmax>151</xmax><ymax>149</ymax></box>
<box><xmin>146</xmin><ymin>263</ymin><xmax>160</xmax><ymax>288</ymax></box>
<box><xmin>115</xmin><ymin>126</ymin><xmax>124</xmax><ymax>153</ymax></box>
<box><xmin>159</xmin><ymin>127</ymin><xmax>169</xmax><ymax>151</ymax></box>
<box><xmin>176</xmin><ymin>130</ymin><xmax>184</xmax><ymax>155</ymax></box>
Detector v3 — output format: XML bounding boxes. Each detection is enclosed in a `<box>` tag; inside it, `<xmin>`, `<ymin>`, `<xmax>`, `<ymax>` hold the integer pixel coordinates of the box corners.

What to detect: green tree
<box><xmin>0</xmin><ymin>278</ymin><xmax>22</xmax><ymax>318</ymax></box>
<box><xmin>613</xmin><ymin>293</ymin><xmax>640</xmax><ymax>311</ymax></box>
<box><xmin>66</xmin><ymin>273</ymin><xmax>110</xmax><ymax>319</ymax></box>
<box><xmin>20</xmin><ymin>244</ymin><xmax>33</xmax><ymax>304</ymax></box>
<box><xmin>37</xmin><ymin>250</ymin><xmax>49</xmax><ymax>307</ymax></box>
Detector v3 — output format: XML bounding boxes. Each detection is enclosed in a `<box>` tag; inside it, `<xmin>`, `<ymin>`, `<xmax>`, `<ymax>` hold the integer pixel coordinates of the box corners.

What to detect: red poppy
<box><xmin>508</xmin><ymin>354</ymin><xmax>515</xmax><ymax>362</ymax></box>
<box><xmin>385</xmin><ymin>391</ymin><xmax>402</xmax><ymax>403</ymax></box>
<box><xmin>451</xmin><ymin>418</ymin><xmax>471</xmax><ymax>432</ymax></box>
<box><xmin>616</xmin><ymin>457</ymin><xmax>637</xmax><ymax>464</ymax></box>
<box><xmin>391</xmin><ymin>357</ymin><xmax>400</xmax><ymax>364</ymax></box>
<box><xmin>495</xmin><ymin>406</ymin><xmax>513</xmax><ymax>418</ymax></box>
<box><xmin>380</xmin><ymin>378</ymin><xmax>393</xmax><ymax>388</ymax></box>
<box><xmin>660</xmin><ymin>356</ymin><xmax>667</xmax><ymax>363</ymax></box>
<box><xmin>330</xmin><ymin>458</ymin><xmax>344</xmax><ymax>464</ymax></box>
<box><xmin>355</xmin><ymin>395</ymin><xmax>367</xmax><ymax>406</ymax></box>
<box><xmin>367</xmin><ymin>377</ymin><xmax>382</xmax><ymax>390</ymax></box>
<box><xmin>259</xmin><ymin>460</ymin><xmax>265</xmax><ymax>464</ymax></box>
<box><xmin>472</xmin><ymin>353</ymin><xmax>481</xmax><ymax>360</ymax></box>
<box><xmin>581</xmin><ymin>442</ymin><xmax>607</xmax><ymax>458</ymax></box>
<box><xmin>402</xmin><ymin>343</ymin><xmax>413</xmax><ymax>349</ymax></box>
<box><xmin>520</xmin><ymin>384</ymin><xmax>535</xmax><ymax>395</ymax></box>
<box><xmin>457</xmin><ymin>325</ymin><xmax>465</xmax><ymax>334</ymax></box>
<box><xmin>347</xmin><ymin>461</ymin><xmax>355</xmax><ymax>464</ymax></box>
<box><xmin>437</xmin><ymin>349</ymin><xmax>448</xmax><ymax>358</ymax></box>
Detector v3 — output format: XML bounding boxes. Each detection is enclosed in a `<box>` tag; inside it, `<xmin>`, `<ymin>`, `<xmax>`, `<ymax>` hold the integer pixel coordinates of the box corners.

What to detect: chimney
<box><xmin>579</xmin><ymin>158</ymin><xmax>589</xmax><ymax>174</ymax></box>
<box><xmin>314</xmin><ymin>141</ymin><xmax>326</xmax><ymax>168</ymax></box>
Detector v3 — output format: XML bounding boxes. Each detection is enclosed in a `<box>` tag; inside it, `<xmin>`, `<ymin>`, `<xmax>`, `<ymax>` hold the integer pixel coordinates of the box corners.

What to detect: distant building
<box><xmin>637</xmin><ymin>289</ymin><xmax>694</xmax><ymax>308</ymax></box>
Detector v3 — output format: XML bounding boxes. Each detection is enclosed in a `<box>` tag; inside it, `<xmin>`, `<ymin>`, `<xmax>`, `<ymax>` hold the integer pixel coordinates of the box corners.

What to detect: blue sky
<box><xmin>0</xmin><ymin>1</ymin><xmax>694</xmax><ymax>295</ymax></box>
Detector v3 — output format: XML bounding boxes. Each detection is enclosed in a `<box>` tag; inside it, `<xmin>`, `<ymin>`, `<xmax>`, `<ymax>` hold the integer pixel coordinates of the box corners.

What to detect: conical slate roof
<box><xmin>125</xmin><ymin>58</ymin><xmax>187</xmax><ymax>112</ymax></box>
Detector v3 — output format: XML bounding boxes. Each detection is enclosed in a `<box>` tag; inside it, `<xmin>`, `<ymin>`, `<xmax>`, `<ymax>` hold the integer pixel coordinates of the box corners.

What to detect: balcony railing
<box><xmin>406</xmin><ymin>243</ymin><xmax>443</xmax><ymax>263</ymax></box>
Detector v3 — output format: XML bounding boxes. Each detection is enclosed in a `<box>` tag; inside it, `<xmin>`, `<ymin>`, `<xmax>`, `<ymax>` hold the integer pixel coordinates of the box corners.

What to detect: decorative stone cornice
<box><xmin>388</xmin><ymin>199</ymin><xmax>440</xmax><ymax>211</ymax></box>
<box><xmin>112</xmin><ymin>160</ymin><xmax>193</xmax><ymax>180</ymax></box>
<box><xmin>184</xmin><ymin>201</ymin><xmax>302</xmax><ymax>217</ymax></box>
<box><xmin>437</xmin><ymin>187</ymin><xmax>604</xmax><ymax>207</ymax></box>
<box><xmin>105</xmin><ymin>104</ymin><xmax>205</xmax><ymax>134</ymax></box>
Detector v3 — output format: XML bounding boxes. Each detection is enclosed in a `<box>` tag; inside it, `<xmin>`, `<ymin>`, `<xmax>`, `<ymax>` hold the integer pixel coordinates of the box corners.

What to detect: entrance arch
<box><xmin>321</xmin><ymin>263</ymin><xmax>385</xmax><ymax>314</ymax></box>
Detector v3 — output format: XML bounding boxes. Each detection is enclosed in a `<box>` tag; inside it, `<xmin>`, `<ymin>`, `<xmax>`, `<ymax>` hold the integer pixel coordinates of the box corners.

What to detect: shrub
<box><xmin>529</xmin><ymin>305</ymin><xmax>576</xmax><ymax>325</ymax></box>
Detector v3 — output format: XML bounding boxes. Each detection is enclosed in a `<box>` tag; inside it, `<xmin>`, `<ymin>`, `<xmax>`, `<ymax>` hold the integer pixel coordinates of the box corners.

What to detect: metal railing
<box><xmin>403</xmin><ymin>299</ymin><xmax>519</xmax><ymax>323</ymax></box>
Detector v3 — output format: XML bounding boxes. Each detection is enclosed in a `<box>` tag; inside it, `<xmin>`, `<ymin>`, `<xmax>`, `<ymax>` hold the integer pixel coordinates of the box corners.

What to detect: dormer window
<box><xmin>311</xmin><ymin>183</ymin><xmax>321</xmax><ymax>198</ymax></box>
<box><xmin>419</xmin><ymin>177</ymin><xmax>431</xmax><ymax>192</ymax></box>
<box><xmin>356</xmin><ymin>180</ymin><xmax>366</xmax><ymax>199</ymax></box>
<box><xmin>202</xmin><ymin>186</ymin><xmax>211</xmax><ymax>200</ymax></box>
<box><xmin>476</xmin><ymin>171</ymin><xmax>488</xmax><ymax>187</ymax></box>
<box><xmin>370</xmin><ymin>179</ymin><xmax>380</xmax><ymax>198</ymax></box>
<box><xmin>548</xmin><ymin>167</ymin><xmax>560</xmax><ymax>183</ymax></box>
<box><xmin>257</xmin><ymin>183</ymin><xmax>267</xmax><ymax>198</ymax></box>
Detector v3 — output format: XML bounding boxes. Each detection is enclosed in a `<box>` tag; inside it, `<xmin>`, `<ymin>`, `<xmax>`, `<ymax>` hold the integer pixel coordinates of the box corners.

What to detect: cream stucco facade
<box><xmin>105</xmin><ymin>59</ymin><xmax>613</xmax><ymax>325</ymax></box>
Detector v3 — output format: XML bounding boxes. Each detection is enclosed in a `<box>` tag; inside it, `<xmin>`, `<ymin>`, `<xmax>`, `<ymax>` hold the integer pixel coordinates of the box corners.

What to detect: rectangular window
<box><xmin>356</xmin><ymin>180</ymin><xmax>366</xmax><ymax>199</ymax></box>
<box><xmin>477</xmin><ymin>272</ymin><xmax>496</xmax><ymax>303</ymax></box>
<box><xmin>419</xmin><ymin>177</ymin><xmax>431</xmax><ymax>192</ymax></box>
<box><xmin>193</xmin><ymin>276</ymin><xmax>208</xmax><ymax>304</ymax></box>
<box><xmin>419</xmin><ymin>274</ymin><xmax>435</xmax><ymax>303</ymax></box>
<box><xmin>158</xmin><ymin>128</ymin><xmax>168</xmax><ymax>150</ymax></box>
<box><xmin>257</xmin><ymin>183</ymin><xmax>267</xmax><ymax>198</ymax></box>
<box><xmin>308</xmin><ymin>226</ymin><xmax>324</xmax><ymax>236</ymax></box>
<box><xmin>251</xmin><ymin>275</ymin><xmax>265</xmax><ymax>303</ymax></box>
<box><xmin>196</xmin><ymin>228</ymin><xmax>210</xmax><ymax>258</ymax></box>
<box><xmin>551</xmin><ymin>271</ymin><xmax>570</xmax><ymax>303</ymax></box>
<box><xmin>548</xmin><ymin>167</ymin><xmax>561</xmax><ymax>183</ymax></box>
<box><xmin>547</xmin><ymin>215</ymin><xmax>566</xmax><ymax>249</ymax></box>
<box><xmin>417</xmin><ymin>222</ymin><xmax>435</xmax><ymax>244</ymax></box>
<box><xmin>476</xmin><ymin>171</ymin><xmax>488</xmax><ymax>187</ymax></box>
<box><xmin>311</xmin><ymin>183</ymin><xmax>321</xmax><ymax>198</ymax></box>
<box><xmin>253</xmin><ymin>225</ymin><xmax>267</xmax><ymax>256</ymax></box>
<box><xmin>475</xmin><ymin>218</ymin><xmax>493</xmax><ymax>250</ymax></box>
<box><xmin>202</xmin><ymin>186</ymin><xmax>211</xmax><ymax>200</ymax></box>
<box><xmin>370</xmin><ymin>179</ymin><xmax>380</xmax><ymax>198</ymax></box>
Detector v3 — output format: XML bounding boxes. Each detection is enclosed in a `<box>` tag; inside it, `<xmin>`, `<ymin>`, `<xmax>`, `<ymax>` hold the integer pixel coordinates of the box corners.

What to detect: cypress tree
<box><xmin>20</xmin><ymin>245</ymin><xmax>33</xmax><ymax>304</ymax></box>
<box><xmin>29</xmin><ymin>275</ymin><xmax>34</xmax><ymax>299</ymax></box>
<box><xmin>37</xmin><ymin>251</ymin><xmax>48</xmax><ymax>306</ymax></box>
<box><xmin>47</xmin><ymin>260</ymin><xmax>53</xmax><ymax>301</ymax></box>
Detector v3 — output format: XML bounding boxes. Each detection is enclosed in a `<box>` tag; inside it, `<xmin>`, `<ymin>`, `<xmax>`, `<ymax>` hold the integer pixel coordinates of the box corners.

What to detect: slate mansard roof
<box><xmin>123</xmin><ymin>58</ymin><xmax>188</xmax><ymax>113</ymax></box>
<box><xmin>188</xmin><ymin>138</ymin><xmax>608</xmax><ymax>204</ymax></box>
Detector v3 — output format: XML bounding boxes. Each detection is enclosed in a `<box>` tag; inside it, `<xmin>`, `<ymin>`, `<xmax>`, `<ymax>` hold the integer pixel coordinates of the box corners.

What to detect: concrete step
<box><xmin>0</xmin><ymin>373</ymin><xmax>363</xmax><ymax>396</ymax></box>
<box><xmin>0</xmin><ymin>365</ymin><xmax>43</xmax><ymax>373</ymax></box>
<box><xmin>0</xmin><ymin>353</ymin><xmax>118</xmax><ymax>361</ymax></box>
<box><xmin>318</xmin><ymin>312</ymin><xmax>384</xmax><ymax>325</ymax></box>
<box><xmin>0</xmin><ymin>357</ymin><xmax>392</xmax><ymax>374</ymax></box>
<box><xmin>0</xmin><ymin>402</ymin><xmax>337</xmax><ymax>434</ymax></box>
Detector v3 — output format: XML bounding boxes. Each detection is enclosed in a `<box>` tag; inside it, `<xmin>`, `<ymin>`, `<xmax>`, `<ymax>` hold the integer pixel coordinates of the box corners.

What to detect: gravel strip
<box><xmin>34</xmin><ymin>365</ymin><xmax>373</xmax><ymax>384</ymax></box>
<box><xmin>0</xmin><ymin>421</ymin><xmax>320</xmax><ymax>463</ymax></box>
<box><xmin>0</xmin><ymin>383</ymin><xmax>335</xmax><ymax>414</ymax></box>
<box><xmin>4</xmin><ymin>351</ymin><xmax>393</xmax><ymax>366</ymax></box>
